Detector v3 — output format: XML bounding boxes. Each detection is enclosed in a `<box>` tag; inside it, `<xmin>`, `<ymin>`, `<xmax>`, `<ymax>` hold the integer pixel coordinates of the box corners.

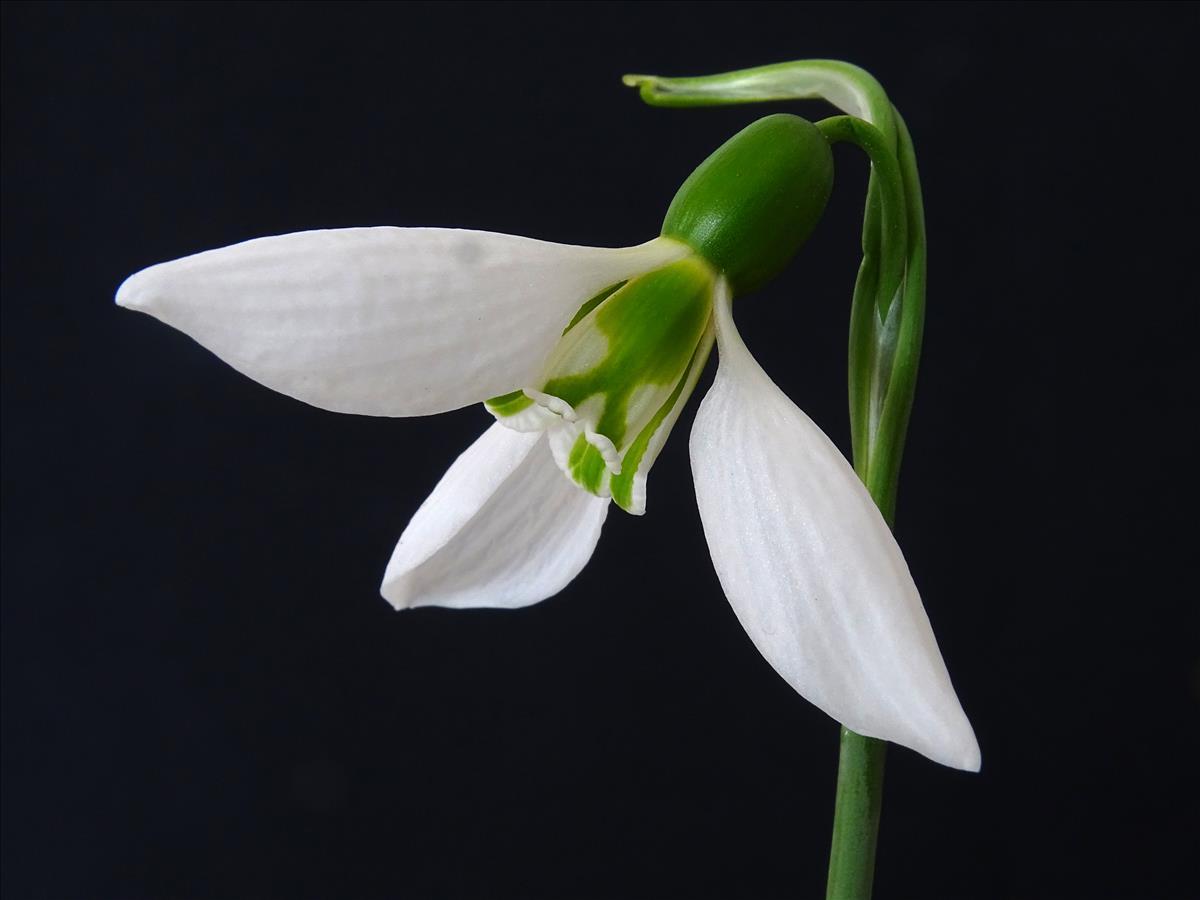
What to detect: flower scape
<box><xmin>117</xmin><ymin>113</ymin><xmax>979</xmax><ymax>772</ymax></box>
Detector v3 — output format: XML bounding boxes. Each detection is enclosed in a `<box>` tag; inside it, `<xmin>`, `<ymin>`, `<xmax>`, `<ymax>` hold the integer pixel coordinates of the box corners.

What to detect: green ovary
<box><xmin>662</xmin><ymin>113</ymin><xmax>833</xmax><ymax>295</ymax></box>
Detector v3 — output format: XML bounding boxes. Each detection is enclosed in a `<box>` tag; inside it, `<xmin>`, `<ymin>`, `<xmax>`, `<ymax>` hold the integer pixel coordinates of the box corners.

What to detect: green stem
<box><xmin>624</xmin><ymin>62</ymin><xmax>928</xmax><ymax>899</ymax></box>
<box><xmin>827</xmin><ymin>730</ymin><xmax>887</xmax><ymax>900</ymax></box>
<box><xmin>828</xmin><ymin>110</ymin><xmax>924</xmax><ymax>900</ymax></box>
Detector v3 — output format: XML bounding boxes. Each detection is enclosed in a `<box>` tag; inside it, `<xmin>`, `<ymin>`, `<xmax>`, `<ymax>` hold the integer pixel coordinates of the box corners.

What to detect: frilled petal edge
<box><xmin>689</xmin><ymin>290</ymin><xmax>980</xmax><ymax>771</ymax></box>
<box><xmin>117</xmin><ymin>228</ymin><xmax>688</xmax><ymax>417</ymax></box>
<box><xmin>381</xmin><ymin>422</ymin><xmax>609</xmax><ymax>610</ymax></box>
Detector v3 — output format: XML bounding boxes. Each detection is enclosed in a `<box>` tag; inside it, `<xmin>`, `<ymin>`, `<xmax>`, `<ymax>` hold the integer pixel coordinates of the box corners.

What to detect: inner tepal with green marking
<box><xmin>488</xmin><ymin>255</ymin><xmax>716</xmax><ymax>514</ymax></box>
<box><xmin>487</xmin><ymin>112</ymin><xmax>834</xmax><ymax>515</ymax></box>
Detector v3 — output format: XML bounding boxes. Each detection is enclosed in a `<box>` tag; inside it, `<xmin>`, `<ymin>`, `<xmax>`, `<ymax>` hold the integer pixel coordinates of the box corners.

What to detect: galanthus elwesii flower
<box><xmin>116</xmin><ymin>114</ymin><xmax>980</xmax><ymax>771</ymax></box>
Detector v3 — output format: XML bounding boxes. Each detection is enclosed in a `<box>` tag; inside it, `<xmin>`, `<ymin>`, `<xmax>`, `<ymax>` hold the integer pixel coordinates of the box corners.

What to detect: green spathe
<box><xmin>661</xmin><ymin>113</ymin><xmax>834</xmax><ymax>295</ymax></box>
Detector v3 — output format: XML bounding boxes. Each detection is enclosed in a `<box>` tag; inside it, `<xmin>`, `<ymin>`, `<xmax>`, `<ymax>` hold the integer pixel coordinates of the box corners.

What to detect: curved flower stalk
<box><xmin>625</xmin><ymin>61</ymin><xmax>923</xmax><ymax>512</ymax></box>
<box><xmin>117</xmin><ymin>110</ymin><xmax>978</xmax><ymax>774</ymax></box>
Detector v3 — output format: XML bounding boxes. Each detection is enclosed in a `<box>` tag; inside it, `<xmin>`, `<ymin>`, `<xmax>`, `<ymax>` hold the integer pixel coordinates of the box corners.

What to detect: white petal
<box><xmin>689</xmin><ymin>289</ymin><xmax>980</xmax><ymax>771</ymax></box>
<box><xmin>116</xmin><ymin>228</ymin><xmax>687</xmax><ymax>416</ymax></box>
<box><xmin>381</xmin><ymin>422</ymin><xmax>608</xmax><ymax>609</ymax></box>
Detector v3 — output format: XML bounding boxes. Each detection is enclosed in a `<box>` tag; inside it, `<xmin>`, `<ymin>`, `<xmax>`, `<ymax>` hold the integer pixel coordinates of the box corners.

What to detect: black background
<box><xmin>3</xmin><ymin>2</ymin><xmax>1197</xmax><ymax>898</ymax></box>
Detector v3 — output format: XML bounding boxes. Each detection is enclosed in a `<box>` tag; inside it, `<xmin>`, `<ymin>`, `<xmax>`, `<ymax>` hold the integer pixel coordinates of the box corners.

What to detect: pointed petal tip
<box><xmin>964</xmin><ymin>745</ymin><xmax>982</xmax><ymax>774</ymax></box>
<box><xmin>379</xmin><ymin>578</ymin><xmax>411</xmax><ymax>611</ymax></box>
<box><xmin>916</xmin><ymin>713</ymin><xmax>981</xmax><ymax>773</ymax></box>
<box><xmin>942</xmin><ymin>739</ymin><xmax>982</xmax><ymax>774</ymax></box>
<box><xmin>116</xmin><ymin>261</ymin><xmax>176</xmax><ymax>315</ymax></box>
<box><xmin>838</xmin><ymin>679</ymin><xmax>982</xmax><ymax>772</ymax></box>
<box><xmin>853</xmin><ymin>714</ymin><xmax>980</xmax><ymax>772</ymax></box>
<box><xmin>115</xmin><ymin>266</ymin><xmax>155</xmax><ymax>311</ymax></box>
<box><xmin>941</xmin><ymin>701</ymin><xmax>982</xmax><ymax>773</ymax></box>
<box><xmin>957</xmin><ymin>726</ymin><xmax>983</xmax><ymax>773</ymax></box>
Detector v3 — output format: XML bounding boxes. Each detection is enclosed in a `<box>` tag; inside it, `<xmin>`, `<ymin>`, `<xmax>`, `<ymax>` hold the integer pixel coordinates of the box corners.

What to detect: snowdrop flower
<box><xmin>117</xmin><ymin>114</ymin><xmax>979</xmax><ymax>771</ymax></box>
